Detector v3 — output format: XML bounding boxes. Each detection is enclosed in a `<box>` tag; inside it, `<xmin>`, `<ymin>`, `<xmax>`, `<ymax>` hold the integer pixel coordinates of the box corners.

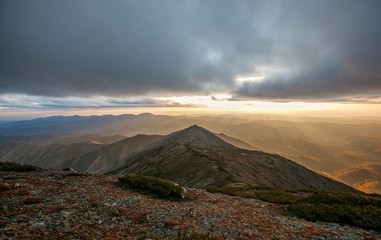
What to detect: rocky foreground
<box><xmin>0</xmin><ymin>170</ymin><xmax>380</xmax><ymax>240</ymax></box>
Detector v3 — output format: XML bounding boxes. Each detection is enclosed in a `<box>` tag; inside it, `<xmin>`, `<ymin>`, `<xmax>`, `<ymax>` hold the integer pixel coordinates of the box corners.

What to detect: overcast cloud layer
<box><xmin>1</xmin><ymin>0</ymin><xmax>380</xmax><ymax>102</ymax></box>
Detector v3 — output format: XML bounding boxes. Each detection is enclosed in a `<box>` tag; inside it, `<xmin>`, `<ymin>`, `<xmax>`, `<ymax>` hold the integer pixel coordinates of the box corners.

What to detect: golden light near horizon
<box><xmin>155</xmin><ymin>94</ymin><xmax>345</xmax><ymax>112</ymax></box>
<box><xmin>2</xmin><ymin>92</ymin><xmax>381</xmax><ymax>121</ymax></box>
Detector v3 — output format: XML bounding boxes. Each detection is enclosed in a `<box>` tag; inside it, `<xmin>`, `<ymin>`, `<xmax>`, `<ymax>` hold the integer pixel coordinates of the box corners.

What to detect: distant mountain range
<box><xmin>0</xmin><ymin>122</ymin><xmax>356</xmax><ymax>192</ymax></box>
<box><xmin>1</xmin><ymin>114</ymin><xmax>380</xmax><ymax>193</ymax></box>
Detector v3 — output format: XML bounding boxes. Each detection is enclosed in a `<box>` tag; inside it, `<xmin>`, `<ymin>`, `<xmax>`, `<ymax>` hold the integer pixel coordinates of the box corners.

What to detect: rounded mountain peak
<box><xmin>158</xmin><ymin>125</ymin><xmax>233</xmax><ymax>147</ymax></box>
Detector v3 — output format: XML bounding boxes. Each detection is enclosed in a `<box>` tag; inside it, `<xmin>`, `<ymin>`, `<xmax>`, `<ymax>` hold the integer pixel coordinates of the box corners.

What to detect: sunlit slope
<box><xmin>64</xmin><ymin>134</ymin><xmax>163</xmax><ymax>174</ymax></box>
<box><xmin>334</xmin><ymin>163</ymin><xmax>381</xmax><ymax>194</ymax></box>
<box><xmin>112</xmin><ymin>125</ymin><xmax>356</xmax><ymax>192</ymax></box>
<box><xmin>1</xmin><ymin>114</ymin><xmax>380</xmax><ymax>192</ymax></box>
<box><xmin>0</xmin><ymin>141</ymin><xmax>102</xmax><ymax>169</ymax></box>
<box><xmin>217</xmin><ymin>133</ymin><xmax>257</xmax><ymax>150</ymax></box>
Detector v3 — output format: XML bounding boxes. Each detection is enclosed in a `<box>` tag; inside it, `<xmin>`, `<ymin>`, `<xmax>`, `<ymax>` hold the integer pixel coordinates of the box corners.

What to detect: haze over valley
<box><xmin>0</xmin><ymin>113</ymin><xmax>380</xmax><ymax>193</ymax></box>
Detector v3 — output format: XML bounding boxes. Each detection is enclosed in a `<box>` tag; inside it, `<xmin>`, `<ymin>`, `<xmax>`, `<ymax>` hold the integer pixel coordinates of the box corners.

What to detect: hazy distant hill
<box><xmin>112</xmin><ymin>125</ymin><xmax>356</xmax><ymax>192</ymax></box>
<box><xmin>63</xmin><ymin>134</ymin><xmax>163</xmax><ymax>174</ymax></box>
<box><xmin>0</xmin><ymin>129</ymin><xmax>259</xmax><ymax>175</ymax></box>
<box><xmin>340</xmin><ymin>136</ymin><xmax>381</xmax><ymax>155</ymax></box>
<box><xmin>0</xmin><ymin>134</ymin><xmax>126</xmax><ymax>170</ymax></box>
<box><xmin>60</xmin><ymin>128</ymin><xmax>258</xmax><ymax>174</ymax></box>
<box><xmin>0</xmin><ymin>114</ymin><xmax>163</xmax><ymax>136</ymax></box>
<box><xmin>1</xmin><ymin>113</ymin><xmax>380</xmax><ymax>192</ymax></box>
<box><xmin>2</xmin><ymin>114</ymin><xmax>381</xmax><ymax>140</ymax></box>
<box><xmin>0</xmin><ymin>141</ymin><xmax>102</xmax><ymax>169</ymax></box>
<box><xmin>0</xmin><ymin>134</ymin><xmax>126</xmax><ymax>145</ymax></box>
<box><xmin>248</xmin><ymin>138</ymin><xmax>347</xmax><ymax>172</ymax></box>
<box><xmin>334</xmin><ymin>163</ymin><xmax>381</xmax><ymax>194</ymax></box>
<box><xmin>216</xmin><ymin>133</ymin><xmax>257</xmax><ymax>150</ymax></box>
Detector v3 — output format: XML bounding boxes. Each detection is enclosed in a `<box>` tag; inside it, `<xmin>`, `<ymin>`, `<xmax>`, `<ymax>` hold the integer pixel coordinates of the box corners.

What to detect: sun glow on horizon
<box><xmin>1</xmin><ymin>93</ymin><xmax>381</xmax><ymax>121</ymax></box>
<box><xmin>156</xmin><ymin>94</ymin><xmax>343</xmax><ymax>112</ymax></box>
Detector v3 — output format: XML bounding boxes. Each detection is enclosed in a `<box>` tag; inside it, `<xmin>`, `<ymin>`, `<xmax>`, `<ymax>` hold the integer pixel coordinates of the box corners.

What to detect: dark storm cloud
<box><xmin>235</xmin><ymin>0</ymin><xmax>381</xmax><ymax>101</ymax></box>
<box><xmin>0</xmin><ymin>0</ymin><xmax>380</xmax><ymax>101</ymax></box>
<box><xmin>0</xmin><ymin>95</ymin><xmax>164</xmax><ymax>109</ymax></box>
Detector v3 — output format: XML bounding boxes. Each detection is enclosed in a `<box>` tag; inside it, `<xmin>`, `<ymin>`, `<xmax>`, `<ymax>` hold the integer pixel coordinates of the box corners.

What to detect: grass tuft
<box><xmin>304</xmin><ymin>191</ymin><xmax>381</xmax><ymax>207</ymax></box>
<box><xmin>207</xmin><ymin>186</ymin><xmax>381</xmax><ymax>231</ymax></box>
<box><xmin>288</xmin><ymin>203</ymin><xmax>381</xmax><ymax>231</ymax></box>
<box><xmin>118</xmin><ymin>175</ymin><xmax>186</xmax><ymax>200</ymax></box>
<box><xmin>255</xmin><ymin>189</ymin><xmax>302</xmax><ymax>204</ymax></box>
<box><xmin>207</xmin><ymin>186</ymin><xmax>301</xmax><ymax>204</ymax></box>
<box><xmin>287</xmin><ymin>191</ymin><xmax>381</xmax><ymax>231</ymax></box>
<box><xmin>175</xmin><ymin>230</ymin><xmax>222</xmax><ymax>240</ymax></box>
<box><xmin>0</xmin><ymin>161</ymin><xmax>40</xmax><ymax>172</ymax></box>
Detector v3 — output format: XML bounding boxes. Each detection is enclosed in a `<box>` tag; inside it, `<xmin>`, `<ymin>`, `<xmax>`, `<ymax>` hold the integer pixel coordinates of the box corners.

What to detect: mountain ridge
<box><xmin>112</xmin><ymin>125</ymin><xmax>357</xmax><ymax>192</ymax></box>
<box><xmin>0</xmin><ymin>114</ymin><xmax>370</xmax><ymax>191</ymax></box>
<box><xmin>63</xmin><ymin>134</ymin><xmax>164</xmax><ymax>174</ymax></box>
<box><xmin>149</xmin><ymin>125</ymin><xmax>234</xmax><ymax>148</ymax></box>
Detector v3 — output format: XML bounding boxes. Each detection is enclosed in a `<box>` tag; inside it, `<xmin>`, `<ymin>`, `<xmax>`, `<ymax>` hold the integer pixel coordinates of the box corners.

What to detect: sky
<box><xmin>1</xmin><ymin>0</ymin><xmax>381</xmax><ymax>119</ymax></box>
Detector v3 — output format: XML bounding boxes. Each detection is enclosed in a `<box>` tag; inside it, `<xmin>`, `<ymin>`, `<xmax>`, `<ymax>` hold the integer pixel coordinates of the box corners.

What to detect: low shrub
<box><xmin>288</xmin><ymin>203</ymin><xmax>381</xmax><ymax>231</ymax></box>
<box><xmin>0</xmin><ymin>162</ymin><xmax>40</xmax><ymax>172</ymax></box>
<box><xmin>255</xmin><ymin>189</ymin><xmax>302</xmax><ymax>204</ymax></box>
<box><xmin>63</xmin><ymin>172</ymin><xmax>84</xmax><ymax>177</ymax></box>
<box><xmin>175</xmin><ymin>230</ymin><xmax>222</xmax><ymax>240</ymax></box>
<box><xmin>304</xmin><ymin>191</ymin><xmax>381</xmax><ymax>207</ymax></box>
<box><xmin>369</xmin><ymin>193</ymin><xmax>381</xmax><ymax>197</ymax></box>
<box><xmin>287</xmin><ymin>191</ymin><xmax>381</xmax><ymax>231</ymax></box>
<box><xmin>118</xmin><ymin>175</ymin><xmax>185</xmax><ymax>200</ymax></box>
<box><xmin>252</xmin><ymin>185</ymin><xmax>273</xmax><ymax>190</ymax></box>
<box><xmin>208</xmin><ymin>185</ymin><xmax>381</xmax><ymax>231</ymax></box>
<box><xmin>207</xmin><ymin>187</ymin><xmax>300</xmax><ymax>204</ymax></box>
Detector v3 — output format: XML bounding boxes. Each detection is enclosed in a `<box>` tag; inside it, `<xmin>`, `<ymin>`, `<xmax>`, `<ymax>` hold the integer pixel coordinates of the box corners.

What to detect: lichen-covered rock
<box><xmin>0</xmin><ymin>170</ymin><xmax>379</xmax><ymax>239</ymax></box>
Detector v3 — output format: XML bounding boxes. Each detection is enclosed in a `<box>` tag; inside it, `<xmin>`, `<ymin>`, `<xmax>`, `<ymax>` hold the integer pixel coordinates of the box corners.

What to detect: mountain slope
<box><xmin>217</xmin><ymin>133</ymin><xmax>256</xmax><ymax>150</ymax></box>
<box><xmin>248</xmin><ymin>138</ymin><xmax>348</xmax><ymax>173</ymax></box>
<box><xmin>0</xmin><ymin>141</ymin><xmax>102</xmax><ymax>169</ymax></box>
<box><xmin>151</xmin><ymin>125</ymin><xmax>233</xmax><ymax>148</ymax></box>
<box><xmin>334</xmin><ymin>163</ymin><xmax>381</xmax><ymax>194</ymax></box>
<box><xmin>0</xmin><ymin>114</ymin><xmax>176</xmax><ymax>136</ymax></box>
<box><xmin>112</xmin><ymin>126</ymin><xmax>356</xmax><ymax>192</ymax></box>
<box><xmin>64</xmin><ymin>134</ymin><xmax>163</xmax><ymax>174</ymax></box>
